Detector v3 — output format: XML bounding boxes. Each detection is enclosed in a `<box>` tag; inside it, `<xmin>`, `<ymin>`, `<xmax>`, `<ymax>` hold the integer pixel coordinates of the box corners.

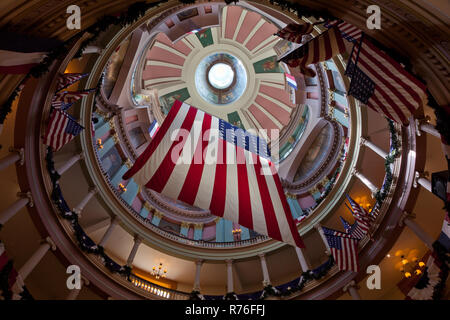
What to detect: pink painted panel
<box><xmin>187</xmin><ymin>227</ymin><xmax>194</xmax><ymax>239</ymax></box>
<box><xmin>125</xmin><ymin>114</ymin><xmax>138</xmax><ymax>124</ymax></box>
<box><xmin>248</xmin><ymin>105</ymin><xmax>278</xmax><ymax>138</ymax></box>
<box><xmin>235</xmin><ymin>12</ymin><xmax>260</xmax><ymax>44</ymax></box>
<box><xmin>298</xmin><ymin>195</ymin><xmax>315</xmax><ymax>209</ymax></box>
<box><xmin>131</xmin><ymin>197</ymin><xmax>142</xmax><ymax>213</ymax></box>
<box><xmin>146</xmin><ymin>47</ymin><xmax>185</xmax><ymax>66</ymax></box>
<box><xmin>307</xmin><ymin>91</ymin><xmax>319</xmax><ymax>99</ymax></box>
<box><xmin>255</xmin><ymin>95</ymin><xmax>291</xmax><ymax>125</ymax></box>
<box><xmin>245</xmin><ymin>22</ymin><xmax>278</xmax><ymax>51</ymax></box>
<box><xmin>154</xmin><ymin>33</ymin><xmax>191</xmax><ymax>56</ymax></box>
<box><xmin>259</xmin><ymin>85</ymin><xmax>294</xmax><ymax>108</ymax></box>
<box><xmin>225</xmin><ymin>6</ymin><xmax>243</xmax><ymax>39</ymax></box>
<box><xmin>142</xmin><ymin>65</ymin><xmax>181</xmax><ymax>80</ymax></box>
<box><xmin>202</xmin><ymin>225</ymin><xmax>216</xmax><ymax>240</ymax></box>
<box><xmin>99</xmin><ymin>131</ymin><xmax>111</xmax><ymax>143</ymax></box>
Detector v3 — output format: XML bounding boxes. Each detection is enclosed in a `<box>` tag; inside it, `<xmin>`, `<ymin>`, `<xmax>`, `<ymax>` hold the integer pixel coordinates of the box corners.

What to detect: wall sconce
<box><xmin>118</xmin><ymin>183</ymin><xmax>127</xmax><ymax>193</ymax></box>
<box><xmin>97</xmin><ymin>138</ymin><xmax>103</xmax><ymax>149</ymax></box>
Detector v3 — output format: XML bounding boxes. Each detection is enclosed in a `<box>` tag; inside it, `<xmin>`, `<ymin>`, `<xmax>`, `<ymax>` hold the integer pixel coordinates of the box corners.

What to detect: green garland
<box><xmin>374</xmin><ymin>119</ymin><xmax>400</xmax><ymax>204</ymax></box>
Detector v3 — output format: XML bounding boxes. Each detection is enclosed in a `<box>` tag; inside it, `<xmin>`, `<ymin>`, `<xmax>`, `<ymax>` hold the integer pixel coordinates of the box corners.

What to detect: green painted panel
<box><xmin>159</xmin><ymin>88</ymin><xmax>190</xmax><ymax>115</ymax></box>
<box><xmin>227</xmin><ymin>111</ymin><xmax>245</xmax><ymax>129</ymax></box>
<box><xmin>253</xmin><ymin>56</ymin><xmax>283</xmax><ymax>73</ymax></box>
<box><xmin>196</xmin><ymin>28</ymin><xmax>214</xmax><ymax>47</ymax></box>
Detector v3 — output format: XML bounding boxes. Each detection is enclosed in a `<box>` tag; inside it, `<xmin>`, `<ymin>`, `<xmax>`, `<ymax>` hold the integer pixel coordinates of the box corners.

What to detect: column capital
<box><xmin>17</xmin><ymin>191</ymin><xmax>34</xmax><ymax>208</ymax></box>
<box><xmin>343</xmin><ymin>280</ymin><xmax>359</xmax><ymax>292</ymax></box>
<box><xmin>414</xmin><ymin>116</ymin><xmax>431</xmax><ymax>137</ymax></box>
<box><xmin>180</xmin><ymin>221</ymin><xmax>191</xmax><ymax>229</ymax></box>
<box><xmin>88</xmin><ymin>186</ymin><xmax>98</xmax><ymax>194</ymax></box>
<box><xmin>413</xmin><ymin>171</ymin><xmax>429</xmax><ymax>188</ymax></box>
<box><xmin>81</xmin><ymin>275</ymin><xmax>90</xmax><ymax>286</ymax></box>
<box><xmin>195</xmin><ymin>259</ymin><xmax>204</xmax><ymax>266</ymax></box>
<box><xmin>213</xmin><ymin>217</ymin><xmax>221</xmax><ymax>224</ymax></box>
<box><xmin>398</xmin><ymin>211</ymin><xmax>416</xmax><ymax>227</ymax></box>
<box><xmin>143</xmin><ymin>202</ymin><xmax>152</xmax><ymax>211</ymax></box>
<box><xmin>225</xmin><ymin>259</ymin><xmax>233</xmax><ymax>265</ymax></box>
<box><xmin>194</xmin><ymin>223</ymin><xmax>204</xmax><ymax>230</ymax></box>
<box><xmin>359</xmin><ymin>136</ymin><xmax>369</xmax><ymax>146</ymax></box>
<box><xmin>111</xmin><ymin>215</ymin><xmax>120</xmax><ymax>226</ymax></box>
<box><xmin>351</xmin><ymin>167</ymin><xmax>359</xmax><ymax>176</ymax></box>
<box><xmin>78</xmin><ymin>152</ymin><xmax>85</xmax><ymax>161</ymax></box>
<box><xmin>153</xmin><ymin>210</ymin><xmax>164</xmax><ymax>219</ymax></box>
<box><xmin>42</xmin><ymin>236</ymin><xmax>57</xmax><ymax>251</ymax></box>
<box><xmin>9</xmin><ymin>147</ymin><xmax>24</xmax><ymax>166</ymax></box>
<box><xmin>257</xmin><ymin>252</ymin><xmax>266</xmax><ymax>259</ymax></box>
<box><xmin>125</xmin><ymin>159</ymin><xmax>133</xmax><ymax>169</ymax></box>
<box><xmin>133</xmin><ymin>235</ymin><xmax>142</xmax><ymax>245</ymax></box>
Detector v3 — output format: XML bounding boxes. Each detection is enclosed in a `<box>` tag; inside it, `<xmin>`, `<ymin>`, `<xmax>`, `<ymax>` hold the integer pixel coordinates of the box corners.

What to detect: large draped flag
<box><xmin>278</xmin><ymin>26</ymin><xmax>346</xmax><ymax>77</ymax></box>
<box><xmin>345</xmin><ymin>34</ymin><xmax>428</xmax><ymax>125</ymax></box>
<box><xmin>324</xmin><ymin>20</ymin><xmax>362</xmax><ymax>44</ymax></box>
<box><xmin>274</xmin><ymin>22</ymin><xmax>315</xmax><ymax>44</ymax></box>
<box><xmin>122</xmin><ymin>100</ymin><xmax>305</xmax><ymax>248</ymax></box>
<box><xmin>56</xmin><ymin>73</ymin><xmax>89</xmax><ymax>92</ymax></box>
<box><xmin>0</xmin><ymin>32</ymin><xmax>62</xmax><ymax>74</ymax></box>
<box><xmin>322</xmin><ymin>226</ymin><xmax>360</xmax><ymax>272</ymax></box>
<box><xmin>43</xmin><ymin>110</ymin><xmax>84</xmax><ymax>151</ymax></box>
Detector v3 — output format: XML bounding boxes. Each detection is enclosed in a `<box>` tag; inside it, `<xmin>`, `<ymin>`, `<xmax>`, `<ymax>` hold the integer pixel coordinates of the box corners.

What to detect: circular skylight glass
<box><xmin>195</xmin><ymin>53</ymin><xmax>247</xmax><ymax>105</ymax></box>
<box><xmin>208</xmin><ymin>63</ymin><xmax>234</xmax><ymax>89</ymax></box>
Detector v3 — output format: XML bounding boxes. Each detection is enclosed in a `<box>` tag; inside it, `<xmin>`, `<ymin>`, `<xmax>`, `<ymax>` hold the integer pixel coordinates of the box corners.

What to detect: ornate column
<box><xmin>399</xmin><ymin>212</ymin><xmax>434</xmax><ymax>249</ymax></box>
<box><xmin>73</xmin><ymin>187</ymin><xmax>97</xmax><ymax>216</ymax></box>
<box><xmin>66</xmin><ymin>277</ymin><xmax>90</xmax><ymax>300</ymax></box>
<box><xmin>295</xmin><ymin>247</ymin><xmax>310</xmax><ymax>272</ymax></box>
<box><xmin>258</xmin><ymin>253</ymin><xmax>271</xmax><ymax>285</ymax></box>
<box><xmin>315</xmin><ymin>224</ymin><xmax>331</xmax><ymax>255</ymax></box>
<box><xmin>352</xmin><ymin>168</ymin><xmax>379</xmax><ymax>195</ymax></box>
<box><xmin>360</xmin><ymin>137</ymin><xmax>388</xmax><ymax>159</ymax></box>
<box><xmin>126</xmin><ymin>236</ymin><xmax>142</xmax><ymax>267</ymax></box>
<box><xmin>0</xmin><ymin>192</ymin><xmax>33</xmax><ymax>226</ymax></box>
<box><xmin>343</xmin><ymin>280</ymin><xmax>361</xmax><ymax>300</ymax></box>
<box><xmin>55</xmin><ymin>153</ymin><xmax>83</xmax><ymax>175</ymax></box>
<box><xmin>98</xmin><ymin>216</ymin><xmax>119</xmax><ymax>247</ymax></box>
<box><xmin>193</xmin><ymin>260</ymin><xmax>203</xmax><ymax>292</ymax></box>
<box><xmin>0</xmin><ymin>147</ymin><xmax>24</xmax><ymax>171</ymax></box>
<box><xmin>18</xmin><ymin>237</ymin><xmax>56</xmax><ymax>280</ymax></box>
<box><xmin>413</xmin><ymin>171</ymin><xmax>432</xmax><ymax>193</ymax></box>
<box><xmin>225</xmin><ymin>259</ymin><xmax>234</xmax><ymax>293</ymax></box>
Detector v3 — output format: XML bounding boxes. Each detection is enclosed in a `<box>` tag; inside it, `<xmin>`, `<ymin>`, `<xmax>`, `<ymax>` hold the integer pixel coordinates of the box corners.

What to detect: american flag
<box><xmin>43</xmin><ymin>109</ymin><xmax>84</xmax><ymax>151</ymax></box>
<box><xmin>56</xmin><ymin>73</ymin><xmax>89</xmax><ymax>92</ymax></box>
<box><xmin>274</xmin><ymin>22</ymin><xmax>314</xmax><ymax>44</ymax></box>
<box><xmin>123</xmin><ymin>100</ymin><xmax>305</xmax><ymax>248</ymax></box>
<box><xmin>322</xmin><ymin>226</ymin><xmax>360</xmax><ymax>272</ymax></box>
<box><xmin>345</xmin><ymin>35</ymin><xmax>428</xmax><ymax>125</ymax></box>
<box><xmin>51</xmin><ymin>99</ymin><xmax>74</xmax><ymax>110</ymax></box>
<box><xmin>324</xmin><ymin>20</ymin><xmax>362</xmax><ymax>43</ymax></box>
<box><xmin>346</xmin><ymin>194</ymin><xmax>374</xmax><ymax>234</ymax></box>
<box><xmin>340</xmin><ymin>216</ymin><xmax>366</xmax><ymax>240</ymax></box>
<box><xmin>279</xmin><ymin>26</ymin><xmax>346</xmax><ymax>77</ymax></box>
<box><xmin>53</xmin><ymin>88</ymin><xmax>96</xmax><ymax>105</ymax></box>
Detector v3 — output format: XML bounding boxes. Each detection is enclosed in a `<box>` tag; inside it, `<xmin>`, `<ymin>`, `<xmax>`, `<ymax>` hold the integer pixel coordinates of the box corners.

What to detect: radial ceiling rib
<box><xmin>242</xmin><ymin>19</ymin><xmax>265</xmax><ymax>47</ymax></box>
<box><xmin>235</xmin><ymin>11</ymin><xmax>261</xmax><ymax>44</ymax></box>
<box><xmin>233</xmin><ymin>9</ymin><xmax>247</xmax><ymax>41</ymax></box>
<box><xmin>253</xmin><ymin>101</ymin><xmax>284</xmax><ymax>129</ymax></box>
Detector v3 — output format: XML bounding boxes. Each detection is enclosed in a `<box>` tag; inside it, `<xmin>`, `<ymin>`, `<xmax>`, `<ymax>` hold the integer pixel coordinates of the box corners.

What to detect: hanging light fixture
<box><xmin>392</xmin><ymin>249</ymin><xmax>426</xmax><ymax>278</ymax></box>
<box><xmin>151</xmin><ymin>262</ymin><xmax>167</xmax><ymax>279</ymax></box>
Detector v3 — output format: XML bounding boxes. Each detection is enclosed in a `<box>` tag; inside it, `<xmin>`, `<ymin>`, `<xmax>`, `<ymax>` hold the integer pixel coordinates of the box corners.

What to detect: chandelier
<box><xmin>391</xmin><ymin>249</ymin><xmax>426</xmax><ymax>278</ymax></box>
<box><xmin>151</xmin><ymin>263</ymin><xmax>167</xmax><ymax>279</ymax></box>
